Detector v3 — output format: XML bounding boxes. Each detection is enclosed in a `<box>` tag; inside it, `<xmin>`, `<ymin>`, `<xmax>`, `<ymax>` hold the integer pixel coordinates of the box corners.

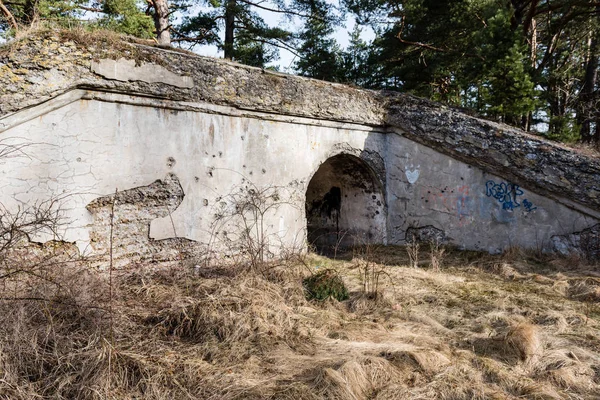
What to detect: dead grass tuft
<box><xmin>568</xmin><ymin>278</ymin><xmax>600</xmax><ymax>301</ymax></box>
<box><xmin>505</xmin><ymin>322</ymin><xmax>543</xmax><ymax>363</ymax></box>
<box><xmin>312</xmin><ymin>356</ymin><xmax>401</xmax><ymax>399</ymax></box>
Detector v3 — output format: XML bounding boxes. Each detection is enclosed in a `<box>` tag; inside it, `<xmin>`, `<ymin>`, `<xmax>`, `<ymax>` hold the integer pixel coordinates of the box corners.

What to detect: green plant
<box><xmin>303</xmin><ymin>269</ymin><xmax>349</xmax><ymax>302</ymax></box>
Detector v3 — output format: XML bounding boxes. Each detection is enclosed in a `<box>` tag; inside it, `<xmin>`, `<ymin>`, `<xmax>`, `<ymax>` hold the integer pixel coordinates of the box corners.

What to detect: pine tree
<box><xmin>294</xmin><ymin>0</ymin><xmax>342</xmax><ymax>80</ymax></box>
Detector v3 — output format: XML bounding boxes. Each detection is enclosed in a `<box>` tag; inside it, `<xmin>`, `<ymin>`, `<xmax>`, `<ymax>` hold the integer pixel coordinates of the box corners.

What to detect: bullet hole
<box><xmin>207</xmin><ymin>167</ymin><xmax>214</xmax><ymax>177</ymax></box>
<box><xmin>76</xmin><ymin>157</ymin><xmax>82</xmax><ymax>162</ymax></box>
<box><xmin>375</xmin><ymin>211</ymin><xmax>380</xmax><ymax>214</ymax></box>
<box><xmin>203</xmin><ymin>199</ymin><xmax>209</xmax><ymax>206</ymax></box>
<box><xmin>264</xmin><ymin>134</ymin><xmax>269</xmax><ymax>139</ymax></box>
<box><xmin>167</xmin><ymin>157</ymin><xmax>176</xmax><ymax>168</ymax></box>
<box><xmin>425</xmin><ymin>200</ymin><xmax>429</xmax><ymax>203</ymax></box>
<box><xmin>212</xmin><ymin>154</ymin><xmax>216</xmax><ymax>158</ymax></box>
<box><xmin>195</xmin><ymin>176</ymin><xmax>200</xmax><ymax>182</ymax></box>
<box><xmin>261</xmin><ymin>168</ymin><xmax>266</xmax><ymax>174</ymax></box>
<box><xmin>345</xmin><ymin>195</ymin><xmax>348</xmax><ymax>198</ymax></box>
<box><xmin>219</xmin><ymin>151</ymin><xmax>223</xmax><ymax>157</ymax></box>
<box><xmin>377</xmin><ymin>201</ymin><xmax>381</xmax><ymax>206</ymax></box>
<box><xmin>461</xmin><ymin>177</ymin><xmax>464</xmax><ymax>180</ymax></box>
<box><xmin>372</xmin><ymin>195</ymin><xmax>377</xmax><ymax>199</ymax></box>
<box><xmin>249</xmin><ymin>171</ymin><xmax>253</xmax><ymax>175</ymax></box>
<box><xmin>427</xmin><ymin>191</ymin><xmax>431</xmax><ymax>193</ymax></box>
<box><xmin>242</xmin><ymin>164</ymin><xmax>246</xmax><ymax>168</ymax></box>
<box><xmin>241</xmin><ymin>135</ymin><xmax>245</xmax><ymax>141</ymax></box>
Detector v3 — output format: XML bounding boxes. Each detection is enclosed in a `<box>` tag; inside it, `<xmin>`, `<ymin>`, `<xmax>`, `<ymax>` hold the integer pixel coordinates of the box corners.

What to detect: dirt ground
<box><xmin>1</xmin><ymin>245</ymin><xmax>600</xmax><ymax>399</ymax></box>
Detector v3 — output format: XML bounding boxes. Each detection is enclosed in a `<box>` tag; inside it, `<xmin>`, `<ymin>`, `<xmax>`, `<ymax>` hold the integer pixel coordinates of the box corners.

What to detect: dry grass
<box><xmin>1</xmin><ymin>244</ymin><xmax>600</xmax><ymax>399</ymax></box>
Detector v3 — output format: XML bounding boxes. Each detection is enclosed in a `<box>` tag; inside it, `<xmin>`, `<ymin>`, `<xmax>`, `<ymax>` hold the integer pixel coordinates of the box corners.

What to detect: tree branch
<box><xmin>77</xmin><ymin>5</ymin><xmax>103</xmax><ymax>13</ymax></box>
<box><xmin>0</xmin><ymin>0</ymin><xmax>18</xmax><ymax>31</ymax></box>
<box><xmin>235</xmin><ymin>0</ymin><xmax>324</xmax><ymax>22</ymax></box>
<box><xmin>534</xmin><ymin>1</ymin><xmax>600</xmax><ymax>17</ymax></box>
<box><xmin>396</xmin><ymin>15</ymin><xmax>484</xmax><ymax>60</ymax></box>
<box><xmin>253</xmin><ymin>36</ymin><xmax>300</xmax><ymax>57</ymax></box>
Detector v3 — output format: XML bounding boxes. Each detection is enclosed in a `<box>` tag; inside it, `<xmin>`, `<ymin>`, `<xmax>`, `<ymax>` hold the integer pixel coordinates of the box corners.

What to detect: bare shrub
<box><xmin>210</xmin><ymin>181</ymin><xmax>299</xmax><ymax>273</ymax></box>
<box><xmin>406</xmin><ymin>236</ymin><xmax>420</xmax><ymax>268</ymax></box>
<box><xmin>429</xmin><ymin>239</ymin><xmax>446</xmax><ymax>271</ymax></box>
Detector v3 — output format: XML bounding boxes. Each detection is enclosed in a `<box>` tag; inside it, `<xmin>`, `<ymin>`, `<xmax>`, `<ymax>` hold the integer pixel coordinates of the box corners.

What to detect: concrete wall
<box><xmin>384</xmin><ymin>133</ymin><xmax>597</xmax><ymax>254</ymax></box>
<box><xmin>0</xmin><ymin>92</ymin><xmax>387</xmax><ymax>258</ymax></box>
<box><xmin>1</xmin><ymin>90</ymin><xmax>597</xmax><ymax>259</ymax></box>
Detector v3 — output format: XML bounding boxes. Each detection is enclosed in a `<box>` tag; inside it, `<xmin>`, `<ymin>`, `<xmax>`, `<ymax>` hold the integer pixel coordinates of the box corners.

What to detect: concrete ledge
<box><xmin>91</xmin><ymin>58</ymin><xmax>194</xmax><ymax>88</ymax></box>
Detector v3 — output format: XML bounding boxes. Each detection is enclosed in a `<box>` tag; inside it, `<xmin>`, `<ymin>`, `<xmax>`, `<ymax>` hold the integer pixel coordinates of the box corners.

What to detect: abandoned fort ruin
<box><xmin>2</xmin><ymin>31</ymin><xmax>600</xmax><ymax>260</ymax></box>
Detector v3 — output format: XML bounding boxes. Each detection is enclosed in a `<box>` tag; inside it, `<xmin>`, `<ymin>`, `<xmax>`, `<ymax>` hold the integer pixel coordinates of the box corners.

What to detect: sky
<box><xmin>0</xmin><ymin>1</ymin><xmax>376</xmax><ymax>74</ymax></box>
<box><xmin>189</xmin><ymin>3</ymin><xmax>375</xmax><ymax>73</ymax></box>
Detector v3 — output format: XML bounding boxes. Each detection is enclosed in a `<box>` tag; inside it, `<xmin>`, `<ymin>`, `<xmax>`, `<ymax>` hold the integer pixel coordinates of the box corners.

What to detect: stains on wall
<box><xmin>415</xmin><ymin>179</ymin><xmax>539</xmax><ymax>229</ymax></box>
<box><xmin>306</xmin><ymin>153</ymin><xmax>386</xmax><ymax>251</ymax></box>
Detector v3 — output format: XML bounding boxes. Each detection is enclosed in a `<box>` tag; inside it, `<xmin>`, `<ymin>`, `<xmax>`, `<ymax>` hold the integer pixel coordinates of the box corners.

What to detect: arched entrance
<box><xmin>305</xmin><ymin>154</ymin><xmax>386</xmax><ymax>252</ymax></box>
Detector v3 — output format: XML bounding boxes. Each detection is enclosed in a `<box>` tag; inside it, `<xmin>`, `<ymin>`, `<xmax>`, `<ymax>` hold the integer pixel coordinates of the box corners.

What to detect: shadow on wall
<box><xmin>305</xmin><ymin>151</ymin><xmax>387</xmax><ymax>254</ymax></box>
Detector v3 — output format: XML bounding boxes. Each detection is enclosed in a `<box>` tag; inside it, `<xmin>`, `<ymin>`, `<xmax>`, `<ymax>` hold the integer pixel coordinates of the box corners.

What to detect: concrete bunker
<box><xmin>306</xmin><ymin>154</ymin><xmax>386</xmax><ymax>252</ymax></box>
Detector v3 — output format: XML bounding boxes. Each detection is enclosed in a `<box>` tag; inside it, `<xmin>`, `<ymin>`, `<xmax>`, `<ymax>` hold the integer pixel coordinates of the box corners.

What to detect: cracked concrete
<box><xmin>1</xmin><ymin>31</ymin><xmax>600</xmax><ymax>258</ymax></box>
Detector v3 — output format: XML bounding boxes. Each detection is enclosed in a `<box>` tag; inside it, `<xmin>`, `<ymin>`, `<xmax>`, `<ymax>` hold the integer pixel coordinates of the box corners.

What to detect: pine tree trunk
<box><xmin>224</xmin><ymin>0</ymin><xmax>236</xmax><ymax>59</ymax></box>
<box><xmin>578</xmin><ymin>35</ymin><xmax>598</xmax><ymax>143</ymax></box>
<box><xmin>23</xmin><ymin>0</ymin><xmax>38</xmax><ymax>24</ymax></box>
<box><xmin>152</xmin><ymin>0</ymin><xmax>171</xmax><ymax>46</ymax></box>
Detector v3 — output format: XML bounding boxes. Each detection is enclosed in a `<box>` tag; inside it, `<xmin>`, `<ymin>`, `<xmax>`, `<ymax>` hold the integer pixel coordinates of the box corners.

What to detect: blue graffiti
<box><xmin>485</xmin><ymin>180</ymin><xmax>524</xmax><ymax>210</ymax></box>
<box><xmin>485</xmin><ymin>180</ymin><xmax>537</xmax><ymax>212</ymax></box>
<box><xmin>522</xmin><ymin>199</ymin><xmax>537</xmax><ymax>212</ymax></box>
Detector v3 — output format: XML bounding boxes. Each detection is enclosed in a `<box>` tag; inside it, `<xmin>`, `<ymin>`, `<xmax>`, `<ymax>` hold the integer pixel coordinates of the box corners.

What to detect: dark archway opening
<box><xmin>306</xmin><ymin>154</ymin><xmax>386</xmax><ymax>253</ymax></box>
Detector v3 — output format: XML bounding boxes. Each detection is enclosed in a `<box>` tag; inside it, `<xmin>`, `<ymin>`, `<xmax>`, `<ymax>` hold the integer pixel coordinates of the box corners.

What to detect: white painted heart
<box><xmin>405</xmin><ymin>169</ymin><xmax>420</xmax><ymax>184</ymax></box>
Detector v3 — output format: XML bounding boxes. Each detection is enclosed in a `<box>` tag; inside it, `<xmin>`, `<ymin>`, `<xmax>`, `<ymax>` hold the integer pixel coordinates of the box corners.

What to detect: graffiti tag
<box><xmin>485</xmin><ymin>180</ymin><xmax>536</xmax><ymax>212</ymax></box>
<box><xmin>522</xmin><ymin>199</ymin><xmax>537</xmax><ymax>212</ymax></box>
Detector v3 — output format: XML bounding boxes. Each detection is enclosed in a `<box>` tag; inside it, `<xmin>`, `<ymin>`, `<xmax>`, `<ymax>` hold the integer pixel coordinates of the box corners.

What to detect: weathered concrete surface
<box><xmin>384</xmin><ymin>134</ymin><xmax>597</xmax><ymax>253</ymax></box>
<box><xmin>91</xmin><ymin>58</ymin><xmax>194</xmax><ymax>88</ymax></box>
<box><xmin>0</xmin><ymin>94</ymin><xmax>387</xmax><ymax>258</ymax></box>
<box><xmin>552</xmin><ymin>224</ymin><xmax>600</xmax><ymax>260</ymax></box>
<box><xmin>385</xmin><ymin>95</ymin><xmax>600</xmax><ymax>217</ymax></box>
<box><xmin>1</xmin><ymin>30</ymin><xmax>600</xmax><ymax>258</ymax></box>
<box><xmin>306</xmin><ymin>154</ymin><xmax>387</xmax><ymax>248</ymax></box>
<box><xmin>2</xmin><ymin>30</ymin><xmax>600</xmax><ymax>218</ymax></box>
